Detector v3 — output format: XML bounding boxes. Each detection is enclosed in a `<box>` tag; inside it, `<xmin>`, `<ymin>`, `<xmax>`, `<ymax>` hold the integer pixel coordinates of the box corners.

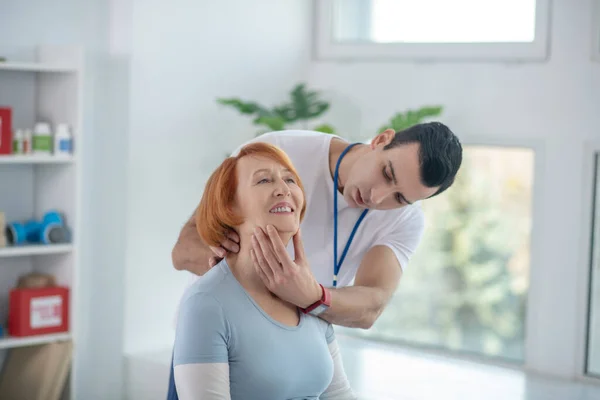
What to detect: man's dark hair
<box><xmin>384</xmin><ymin>121</ymin><xmax>462</xmax><ymax>197</ymax></box>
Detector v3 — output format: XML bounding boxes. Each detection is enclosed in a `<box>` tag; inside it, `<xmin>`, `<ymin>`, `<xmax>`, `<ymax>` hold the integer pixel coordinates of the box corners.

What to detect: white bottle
<box><xmin>53</xmin><ymin>123</ymin><xmax>73</xmax><ymax>157</ymax></box>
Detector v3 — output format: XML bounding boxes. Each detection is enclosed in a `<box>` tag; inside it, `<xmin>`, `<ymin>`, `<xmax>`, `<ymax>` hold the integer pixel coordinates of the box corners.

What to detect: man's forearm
<box><xmin>319</xmin><ymin>286</ymin><xmax>388</xmax><ymax>329</ymax></box>
<box><xmin>171</xmin><ymin>220</ymin><xmax>213</xmax><ymax>276</ymax></box>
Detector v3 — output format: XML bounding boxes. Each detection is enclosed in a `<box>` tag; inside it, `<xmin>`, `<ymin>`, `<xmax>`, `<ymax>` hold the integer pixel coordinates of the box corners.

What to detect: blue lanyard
<box><xmin>333</xmin><ymin>143</ymin><xmax>369</xmax><ymax>287</ymax></box>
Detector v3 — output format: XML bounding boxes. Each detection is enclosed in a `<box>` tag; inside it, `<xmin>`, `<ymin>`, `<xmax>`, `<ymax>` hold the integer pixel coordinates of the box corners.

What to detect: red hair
<box><xmin>196</xmin><ymin>142</ymin><xmax>306</xmax><ymax>248</ymax></box>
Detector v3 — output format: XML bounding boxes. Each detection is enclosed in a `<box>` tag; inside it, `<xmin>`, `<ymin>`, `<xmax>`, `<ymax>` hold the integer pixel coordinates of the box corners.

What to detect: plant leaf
<box><xmin>254</xmin><ymin>116</ymin><xmax>286</xmax><ymax>131</ymax></box>
<box><xmin>314</xmin><ymin>123</ymin><xmax>335</xmax><ymax>134</ymax></box>
<box><xmin>217</xmin><ymin>98</ymin><xmax>270</xmax><ymax>116</ymax></box>
<box><xmin>382</xmin><ymin>105</ymin><xmax>444</xmax><ymax>132</ymax></box>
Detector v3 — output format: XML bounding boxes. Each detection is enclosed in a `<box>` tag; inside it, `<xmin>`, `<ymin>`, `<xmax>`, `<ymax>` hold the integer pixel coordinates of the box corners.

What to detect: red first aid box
<box><xmin>8</xmin><ymin>286</ymin><xmax>70</xmax><ymax>337</ymax></box>
<box><xmin>0</xmin><ymin>107</ymin><xmax>12</xmax><ymax>155</ymax></box>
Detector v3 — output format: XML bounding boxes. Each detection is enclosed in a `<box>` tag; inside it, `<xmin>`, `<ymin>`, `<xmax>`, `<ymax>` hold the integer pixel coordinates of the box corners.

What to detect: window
<box><xmin>341</xmin><ymin>146</ymin><xmax>534</xmax><ymax>362</ymax></box>
<box><xmin>315</xmin><ymin>0</ymin><xmax>550</xmax><ymax>61</ymax></box>
<box><xmin>587</xmin><ymin>153</ymin><xmax>600</xmax><ymax>376</ymax></box>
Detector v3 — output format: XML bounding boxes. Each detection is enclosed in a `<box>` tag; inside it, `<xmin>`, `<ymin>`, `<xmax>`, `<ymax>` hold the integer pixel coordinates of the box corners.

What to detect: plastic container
<box><xmin>53</xmin><ymin>123</ymin><xmax>72</xmax><ymax>157</ymax></box>
<box><xmin>23</xmin><ymin>129</ymin><xmax>32</xmax><ymax>154</ymax></box>
<box><xmin>32</xmin><ymin>122</ymin><xmax>52</xmax><ymax>155</ymax></box>
<box><xmin>12</xmin><ymin>129</ymin><xmax>23</xmax><ymax>154</ymax></box>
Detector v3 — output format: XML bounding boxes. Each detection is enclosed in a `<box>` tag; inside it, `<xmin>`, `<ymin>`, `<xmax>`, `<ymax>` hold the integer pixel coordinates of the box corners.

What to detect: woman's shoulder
<box><xmin>180</xmin><ymin>260</ymin><xmax>233</xmax><ymax>304</ymax></box>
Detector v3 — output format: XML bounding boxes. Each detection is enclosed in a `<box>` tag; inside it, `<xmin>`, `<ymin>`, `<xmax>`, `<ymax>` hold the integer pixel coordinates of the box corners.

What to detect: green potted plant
<box><xmin>379</xmin><ymin>105</ymin><xmax>443</xmax><ymax>133</ymax></box>
<box><xmin>217</xmin><ymin>83</ymin><xmax>336</xmax><ymax>136</ymax></box>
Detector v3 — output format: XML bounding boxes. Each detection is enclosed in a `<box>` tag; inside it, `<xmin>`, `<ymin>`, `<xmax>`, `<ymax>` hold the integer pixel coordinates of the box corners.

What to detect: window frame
<box><xmin>593</xmin><ymin>0</ymin><xmax>600</xmax><ymax>62</ymax></box>
<box><xmin>313</xmin><ymin>0</ymin><xmax>552</xmax><ymax>62</ymax></box>
<box><xmin>579</xmin><ymin>141</ymin><xmax>600</xmax><ymax>380</ymax></box>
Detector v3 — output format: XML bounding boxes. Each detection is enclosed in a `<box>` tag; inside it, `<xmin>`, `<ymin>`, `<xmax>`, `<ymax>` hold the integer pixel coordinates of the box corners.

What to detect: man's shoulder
<box><xmin>260</xmin><ymin>130</ymin><xmax>339</xmax><ymax>149</ymax></box>
<box><xmin>232</xmin><ymin>130</ymin><xmax>343</xmax><ymax>155</ymax></box>
<box><xmin>369</xmin><ymin>203</ymin><xmax>425</xmax><ymax>233</ymax></box>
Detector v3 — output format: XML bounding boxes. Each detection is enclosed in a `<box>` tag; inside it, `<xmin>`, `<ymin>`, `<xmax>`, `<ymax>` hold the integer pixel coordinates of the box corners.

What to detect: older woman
<box><xmin>173</xmin><ymin>142</ymin><xmax>357</xmax><ymax>399</ymax></box>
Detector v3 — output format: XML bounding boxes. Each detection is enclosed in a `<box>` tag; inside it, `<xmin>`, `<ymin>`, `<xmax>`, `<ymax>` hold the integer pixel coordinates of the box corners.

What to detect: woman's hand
<box><xmin>251</xmin><ymin>226</ymin><xmax>322</xmax><ymax>309</ymax></box>
<box><xmin>208</xmin><ymin>230</ymin><xmax>240</xmax><ymax>268</ymax></box>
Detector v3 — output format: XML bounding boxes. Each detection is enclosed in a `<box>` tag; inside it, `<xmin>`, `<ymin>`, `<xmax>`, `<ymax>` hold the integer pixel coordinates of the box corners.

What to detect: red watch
<box><xmin>301</xmin><ymin>284</ymin><xmax>331</xmax><ymax>316</ymax></box>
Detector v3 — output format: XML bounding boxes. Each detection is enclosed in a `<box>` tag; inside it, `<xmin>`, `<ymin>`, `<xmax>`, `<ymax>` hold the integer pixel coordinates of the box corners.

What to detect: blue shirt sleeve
<box><xmin>173</xmin><ymin>292</ymin><xmax>230</xmax><ymax>365</ymax></box>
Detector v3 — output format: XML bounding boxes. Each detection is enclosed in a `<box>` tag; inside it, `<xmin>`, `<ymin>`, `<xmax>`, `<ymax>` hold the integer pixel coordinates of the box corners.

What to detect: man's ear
<box><xmin>371</xmin><ymin>129</ymin><xmax>395</xmax><ymax>149</ymax></box>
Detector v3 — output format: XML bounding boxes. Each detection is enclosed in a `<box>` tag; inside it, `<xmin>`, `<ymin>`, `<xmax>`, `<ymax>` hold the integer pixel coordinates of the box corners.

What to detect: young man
<box><xmin>171</xmin><ymin>122</ymin><xmax>462</xmax><ymax>329</ymax></box>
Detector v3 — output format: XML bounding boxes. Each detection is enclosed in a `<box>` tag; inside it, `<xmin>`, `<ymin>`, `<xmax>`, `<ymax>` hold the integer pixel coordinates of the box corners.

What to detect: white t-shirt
<box><xmin>229</xmin><ymin>130</ymin><xmax>425</xmax><ymax>288</ymax></box>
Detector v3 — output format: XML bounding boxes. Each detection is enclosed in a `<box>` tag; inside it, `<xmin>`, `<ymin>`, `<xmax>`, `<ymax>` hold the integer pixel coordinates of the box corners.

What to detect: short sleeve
<box><xmin>173</xmin><ymin>292</ymin><xmax>230</xmax><ymax>365</ymax></box>
<box><xmin>315</xmin><ymin>317</ymin><xmax>336</xmax><ymax>344</ymax></box>
<box><xmin>371</xmin><ymin>205</ymin><xmax>425</xmax><ymax>271</ymax></box>
<box><xmin>229</xmin><ymin>132</ymin><xmax>281</xmax><ymax>157</ymax></box>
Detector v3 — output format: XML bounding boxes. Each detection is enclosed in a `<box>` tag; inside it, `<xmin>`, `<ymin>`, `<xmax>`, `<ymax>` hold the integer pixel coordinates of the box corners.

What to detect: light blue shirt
<box><xmin>173</xmin><ymin>259</ymin><xmax>336</xmax><ymax>399</ymax></box>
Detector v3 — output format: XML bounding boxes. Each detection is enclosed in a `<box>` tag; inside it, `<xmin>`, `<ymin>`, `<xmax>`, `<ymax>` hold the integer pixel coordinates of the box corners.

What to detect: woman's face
<box><xmin>233</xmin><ymin>155</ymin><xmax>304</xmax><ymax>237</ymax></box>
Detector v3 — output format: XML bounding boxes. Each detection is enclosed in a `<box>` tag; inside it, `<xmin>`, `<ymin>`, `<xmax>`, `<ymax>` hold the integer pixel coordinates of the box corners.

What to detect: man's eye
<box><xmin>286</xmin><ymin>178</ymin><xmax>296</xmax><ymax>184</ymax></box>
<box><xmin>383</xmin><ymin>168</ymin><xmax>391</xmax><ymax>182</ymax></box>
<box><xmin>258</xmin><ymin>178</ymin><xmax>270</xmax><ymax>184</ymax></box>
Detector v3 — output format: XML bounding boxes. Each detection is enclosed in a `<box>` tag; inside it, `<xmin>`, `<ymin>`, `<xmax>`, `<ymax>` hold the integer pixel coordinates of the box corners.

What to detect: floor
<box><xmin>125</xmin><ymin>334</ymin><xmax>600</xmax><ymax>400</ymax></box>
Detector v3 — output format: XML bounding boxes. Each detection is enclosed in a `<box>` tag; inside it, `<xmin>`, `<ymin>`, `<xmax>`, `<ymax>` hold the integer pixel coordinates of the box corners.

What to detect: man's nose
<box><xmin>370</xmin><ymin>186</ymin><xmax>390</xmax><ymax>205</ymax></box>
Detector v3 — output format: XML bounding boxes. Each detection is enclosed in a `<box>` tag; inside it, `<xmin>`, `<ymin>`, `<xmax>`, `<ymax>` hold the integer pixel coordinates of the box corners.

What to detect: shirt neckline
<box><xmin>219</xmin><ymin>259</ymin><xmax>305</xmax><ymax>331</ymax></box>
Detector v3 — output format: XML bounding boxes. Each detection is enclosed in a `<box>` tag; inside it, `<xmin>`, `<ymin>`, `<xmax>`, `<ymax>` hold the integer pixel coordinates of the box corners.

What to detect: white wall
<box><xmin>307</xmin><ymin>0</ymin><xmax>600</xmax><ymax>378</ymax></box>
<box><xmin>122</xmin><ymin>0</ymin><xmax>312</xmax><ymax>355</ymax></box>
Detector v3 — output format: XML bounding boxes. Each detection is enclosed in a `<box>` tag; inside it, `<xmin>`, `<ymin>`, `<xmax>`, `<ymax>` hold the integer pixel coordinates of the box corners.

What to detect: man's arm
<box><xmin>172</xmin><ymin>207</ymin><xmax>241</xmax><ymax>275</ymax></box>
<box><xmin>171</xmin><ymin>210</ymin><xmax>214</xmax><ymax>275</ymax></box>
<box><xmin>319</xmin><ymin>245</ymin><xmax>402</xmax><ymax>329</ymax></box>
<box><xmin>252</xmin><ymin>227</ymin><xmax>405</xmax><ymax>330</ymax></box>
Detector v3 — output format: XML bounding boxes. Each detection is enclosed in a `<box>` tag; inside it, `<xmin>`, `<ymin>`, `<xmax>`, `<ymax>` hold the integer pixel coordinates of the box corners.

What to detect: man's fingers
<box><xmin>251</xmin><ymin>237</ymin><xmax>276</xmax><ymax>279</ymax></box>
<box><xmin>292</xmin><ymin>229</ymin><xmax>306</xmax><ymax>263</ymax></box>
<box><xmin>266</xmin><ymin>225</ymin><xmax>294</xmax><ymax>267</ymax></box>
<box><xmin>209</xmin><ymin>245</ymin><xmax>226</xmax><ymax>258</ymax></box>
<box><xmin>209</xmin><ymin>257</ymin><xmax>220</xmax><ymax>268</ymax></box>
<box><xmin>221</xmin><ymin>238</ymin><xmax>240</xmax><ymax>253</ymax></box>
<box><xmin>252</xmin><ymin>249</ymin><xmax>272</xmax><ymax>283</ymax></box>
<box><xmin>254</xmin><ymin>228</ymin><xmax>282</xmax><ymax>273</ymax></box>
<box><xmin>226</xmin><ymin>230</ymin><xmax>240</xmax><ymax>243</ymax></box>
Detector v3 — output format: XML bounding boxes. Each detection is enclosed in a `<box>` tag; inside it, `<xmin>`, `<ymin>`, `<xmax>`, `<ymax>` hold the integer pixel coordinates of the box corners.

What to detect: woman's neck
<box><xmin>226</xmin><ymin>228</ymin><xmax>293</xmax><ymax>297</ymax></box>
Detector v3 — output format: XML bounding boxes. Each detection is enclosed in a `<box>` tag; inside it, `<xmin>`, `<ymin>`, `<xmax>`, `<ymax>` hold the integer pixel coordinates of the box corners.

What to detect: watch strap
<box><xmin>301</xmin><ymin>284</ymin><xmax>331</xmax><ymax>315</ymax></box>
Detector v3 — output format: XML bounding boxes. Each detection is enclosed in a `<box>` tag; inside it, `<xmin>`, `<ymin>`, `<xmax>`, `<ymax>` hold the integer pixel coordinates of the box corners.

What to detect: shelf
<box><xmin>0</xmin><ymin>332</ymin><xmax>71</xmax><ymax>350</ymax></box>
<box><xmin>0</xmin><ymin>244</ymin><xmax>73</xmax><ymax>258</ymax></box>
<box><xmin>0</xmin><ymin>155</ymin><xmax>75</xmax><ymax>164</ymax></box>
<box><xmin>0</xmin><ymin>62</ymin><xmax>77</xmax><ymax>73</ymax></box>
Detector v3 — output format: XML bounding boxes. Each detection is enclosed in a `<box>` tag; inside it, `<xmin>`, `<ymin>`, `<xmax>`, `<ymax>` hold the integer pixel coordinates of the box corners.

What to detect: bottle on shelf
<box><xmin>23</xmin><ymin>129</ymin><xmax>32</xmax><ymax>154</ymax></box>
<box><xmin>53</xmin><ymin>123</ymin><xmax>73</xmax><ymax>157</ymax></box>
<box><xmin>12</xmin><ymin>129</ymin><xmax>23</xmax><ymax>154</ymax></box>
<box><xmin>32</xmin><ymin>122</ymin><xmax>52</xmax><ymax>155</ymax></box>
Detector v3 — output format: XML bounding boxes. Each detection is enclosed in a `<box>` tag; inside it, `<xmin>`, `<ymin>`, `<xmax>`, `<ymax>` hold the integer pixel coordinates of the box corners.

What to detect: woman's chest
<box><xmin>227</xmin><ymin>323</ymin><xmax>334</xmax><ymax>399</ymax></box>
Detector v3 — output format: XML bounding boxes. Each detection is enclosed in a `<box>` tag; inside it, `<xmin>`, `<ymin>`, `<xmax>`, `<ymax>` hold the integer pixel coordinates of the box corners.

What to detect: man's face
<box><xmin>343</xmin><ymin>130</ymin><xmax>440</xmax><ymax>210</ymax></box>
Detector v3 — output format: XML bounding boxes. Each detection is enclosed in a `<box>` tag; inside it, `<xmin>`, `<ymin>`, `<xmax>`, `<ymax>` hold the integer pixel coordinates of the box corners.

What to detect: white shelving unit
<box><xmin>0</xmin><ymin>45</ymin><xmax>82</xmax><ymax>399</ymax></box>
<box><xmin>0</xmin><ymin>154</ymin><xmax>75</xmax><ymax>164</ymax></box>
<box><xmin>0</xmin><ymin>244</ymin><xmax>74</xmax><ymax>258</ymax></box>
<box><xmin>0</xmin><ymin>332</ymin><xmax>72</xmax><ymax>350</ymax></box>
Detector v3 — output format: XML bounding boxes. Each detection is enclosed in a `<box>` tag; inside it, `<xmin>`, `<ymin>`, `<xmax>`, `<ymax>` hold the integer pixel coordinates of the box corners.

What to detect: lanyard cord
<box><xmin>333</xmin><ymin>143</ymin><xmax>369</xmax><ymax>287</ymax></box>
